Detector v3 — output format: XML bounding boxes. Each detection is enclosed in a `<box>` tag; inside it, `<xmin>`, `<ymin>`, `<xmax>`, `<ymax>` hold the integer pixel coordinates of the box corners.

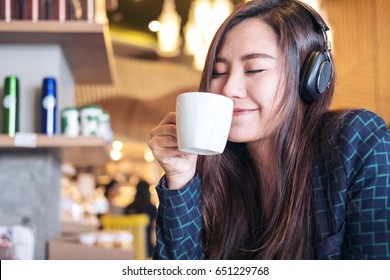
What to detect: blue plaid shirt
<box><xmin>154</xmin><ymin>109</ymin><xmax>390</xmax><ymax>259</ymax></box>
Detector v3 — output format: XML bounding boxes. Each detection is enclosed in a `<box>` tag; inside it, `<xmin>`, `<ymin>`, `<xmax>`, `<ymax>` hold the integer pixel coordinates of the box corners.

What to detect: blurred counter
<box><xmin>61</xmin><ymin>219</ymin><xmax>100</xmax><ymax>236</ymax></box>
<box><xmin>48</xmin><ymin>236</ymin><xmax>134</xmax><ymax>260</ymax></box>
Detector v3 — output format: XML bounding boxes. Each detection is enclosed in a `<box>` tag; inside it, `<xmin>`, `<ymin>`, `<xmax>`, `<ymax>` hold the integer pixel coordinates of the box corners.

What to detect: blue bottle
<box><xmin>40</xmin><ymin>77</ymin><xmax>57</xmax><ymax>136</ymax></box>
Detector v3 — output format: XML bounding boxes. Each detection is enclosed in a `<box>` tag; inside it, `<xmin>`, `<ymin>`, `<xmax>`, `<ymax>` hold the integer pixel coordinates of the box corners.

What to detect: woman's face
<box><xmin>210</xmin><ymin>19</ymin><xmax>283</xmax><ymax>143</ymax></box>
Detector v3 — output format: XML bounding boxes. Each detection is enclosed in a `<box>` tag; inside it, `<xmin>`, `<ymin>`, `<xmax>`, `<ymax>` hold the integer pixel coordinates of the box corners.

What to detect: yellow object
<box><xmin>101</xmin><ymin>214</ymin><xmax>150</xmax><ymax>260</ymax></box>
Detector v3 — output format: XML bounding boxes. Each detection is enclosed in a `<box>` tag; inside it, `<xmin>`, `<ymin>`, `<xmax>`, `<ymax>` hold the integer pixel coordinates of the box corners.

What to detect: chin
<box><xmin>228</xmin><ymin>135</ymin><xmax>251</xmax><ymax>143</ymax></box>
<box><xmin>229</xmin><ymin>133</ymin><xmax>274</xmax><ymax>144</ymax></box>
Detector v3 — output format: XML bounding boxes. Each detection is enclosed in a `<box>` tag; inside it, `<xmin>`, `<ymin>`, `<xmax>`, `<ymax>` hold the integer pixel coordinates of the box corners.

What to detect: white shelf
<box><xmin>0</xmin><ymin>134</ymin><xmax>110</xmax><ymax>167</ymax></box>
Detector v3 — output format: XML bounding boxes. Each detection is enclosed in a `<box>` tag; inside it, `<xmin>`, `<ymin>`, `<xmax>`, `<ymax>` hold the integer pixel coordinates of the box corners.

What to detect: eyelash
<box><xmin>212</xmin><ymin>69</ymin><xmax>264</xmax><ymax>78</ymax></box>
<box><xmin>246</xmin><ymin>69</ymin><xmax>264</xmax><ymax>74</ymax></box>
<box><xmin>212</xmin><ymin>72</ymin><xmax>226</xmax><ymax>78</ymax></box>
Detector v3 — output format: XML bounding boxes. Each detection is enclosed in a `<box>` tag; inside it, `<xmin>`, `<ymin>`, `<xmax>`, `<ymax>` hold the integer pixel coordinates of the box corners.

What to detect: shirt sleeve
<box><xmin>152</xmin><ymin>174</ymin><xmax>205</xmax><ymax>260</ymax></box>
<box><xmin>340</xmin><ymin>109</ymin><xmax>390</xmax><ymax>259</ymax></box>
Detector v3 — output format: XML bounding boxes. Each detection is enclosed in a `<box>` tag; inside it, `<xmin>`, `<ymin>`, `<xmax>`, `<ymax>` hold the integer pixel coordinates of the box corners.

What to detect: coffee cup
<box><xmin>176</xmin><ymin>92</ymin><xmax>233</xmax><ymax>155</ymax></box>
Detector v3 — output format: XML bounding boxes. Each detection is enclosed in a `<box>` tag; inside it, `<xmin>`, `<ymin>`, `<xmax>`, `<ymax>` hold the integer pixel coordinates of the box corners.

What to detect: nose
<box><xmin>221</xmin><ymin>72</ymin><xmax>246</xmax><ymax>99</ymax></box>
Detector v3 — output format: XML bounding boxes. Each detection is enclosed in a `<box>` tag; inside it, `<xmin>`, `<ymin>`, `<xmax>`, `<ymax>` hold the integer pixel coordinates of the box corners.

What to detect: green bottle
<box><xmin>2</xmin><ymin>76</ymin><xmax>19</xmax><ymax>137</ymax></box>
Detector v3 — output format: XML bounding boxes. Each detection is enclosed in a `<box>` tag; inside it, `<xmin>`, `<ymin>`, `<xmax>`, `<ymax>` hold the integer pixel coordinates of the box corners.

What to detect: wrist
<box><xmin>166</xmin><ymin>172</ymin><xmax>196</xmax><ymax>190</ymax></box>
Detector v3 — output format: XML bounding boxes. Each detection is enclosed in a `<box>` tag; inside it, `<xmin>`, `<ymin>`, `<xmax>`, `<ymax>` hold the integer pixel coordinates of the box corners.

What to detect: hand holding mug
<box><xmin>176</xmin><ymin>92</ymin><xmax>233</xmax><ymax>155</ymax></box>
<box><xmin>148</xmin><ymin>92</ymin><xmax>233</xmax><ymax>190</ymax></box>
<box><xmin>148</xmin><ymin>112</ymin><xmax>198</xmax><ymax>190</ymax></box>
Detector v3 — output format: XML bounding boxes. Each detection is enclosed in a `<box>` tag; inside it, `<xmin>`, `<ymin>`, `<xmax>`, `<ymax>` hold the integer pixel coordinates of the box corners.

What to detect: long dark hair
<box><xmin>197</xmin><ymin>0</ymin><xmax>336</xmax><ymax>259</ymax></box>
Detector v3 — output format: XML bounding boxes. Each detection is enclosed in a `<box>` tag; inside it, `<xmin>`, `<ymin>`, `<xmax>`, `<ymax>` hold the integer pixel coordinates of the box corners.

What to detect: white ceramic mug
<box><xmin>176</xmin><ymin>92</ymin><xmax>234</xmax><ymax>155</ymax></box>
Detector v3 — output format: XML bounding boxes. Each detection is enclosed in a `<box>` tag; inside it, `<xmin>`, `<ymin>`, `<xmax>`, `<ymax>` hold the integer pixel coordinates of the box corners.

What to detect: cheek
<box><xmin>251</xmin><ymin>74</ymin><xmax>281</xmax><ymax>107</ymax></box>
<box><xmin>250</xmin><ymin>86</ymin><xmax>277</xmax><ymax>110</ymax></box>
<box><xmin>210</xmin><ymin>80</ymin><xmax>222</xmax><ymax>94</ymax></box>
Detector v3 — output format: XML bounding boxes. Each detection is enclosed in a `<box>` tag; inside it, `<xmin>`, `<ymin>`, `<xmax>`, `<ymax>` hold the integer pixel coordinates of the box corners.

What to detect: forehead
<box><xmin>219</xmin><ymin>19</ymin><xmax>280</xmax><ymax>59</ymax></box>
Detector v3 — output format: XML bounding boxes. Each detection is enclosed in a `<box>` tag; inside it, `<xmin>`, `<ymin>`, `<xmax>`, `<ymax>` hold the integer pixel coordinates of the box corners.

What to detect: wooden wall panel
<box><xmin>376</xmin><ymin>0</ymin><xmax>390</xmax><ymax>122</ymax></box>
<box><xmin>325</xmin><ymin>0</ymin><xmax>390</xmax><ymax>123</ymax></box>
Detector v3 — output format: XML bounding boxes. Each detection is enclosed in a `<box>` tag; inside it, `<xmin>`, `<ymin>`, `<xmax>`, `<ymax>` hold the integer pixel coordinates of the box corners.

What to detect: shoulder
<box><xmin>341</xmin><ymin>109</ymin><xmax>388</xmax><ymax>137</ymax></box>
<box><xmin>320</xmin><ymin>109</ymin><xmax>389</xmax><ymax>156</ymax></box>
<box><xmin>332</xmin><ymin>109</ymin><xmax>390</xmax><ymax>184</ymax></box>
<box><xmin>338</xmin><ymin>109</ymin><xmax>389</xmax><ymax>152</ymax></box>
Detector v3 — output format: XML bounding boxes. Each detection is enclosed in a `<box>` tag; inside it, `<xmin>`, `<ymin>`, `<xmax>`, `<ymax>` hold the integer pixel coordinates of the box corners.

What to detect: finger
<box><xmin>159</xmin><ymin>112</ymin><xmax>176</xmax><ymax>125</ymax></box>
<box><xmin>148</xmin><ymin>134</ymin><xmax>178</xmax><ymax>150</ymax></box>
<box><xmin>150</xmin><ymin>123</ymin><xmax>176</xmax><ymax>138</ymax></box>
<box><xmin>149</xmin><ymin>146</ymin><xmax>182</xmax><ymax>164</ymax></box>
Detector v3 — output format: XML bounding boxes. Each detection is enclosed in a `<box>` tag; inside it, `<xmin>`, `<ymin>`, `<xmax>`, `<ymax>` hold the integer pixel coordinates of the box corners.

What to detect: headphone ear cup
<box><xmin>299</xmin><ymin>51</ymin><xmax>332</xmax><ymax>103</ymax></box>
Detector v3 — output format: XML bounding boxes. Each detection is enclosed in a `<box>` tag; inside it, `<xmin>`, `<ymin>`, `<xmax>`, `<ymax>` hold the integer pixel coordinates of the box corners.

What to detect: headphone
<box><xmin>293</xmin><ymin>0</ymin><xmax>334</xmax><ymax>103</ymax></box>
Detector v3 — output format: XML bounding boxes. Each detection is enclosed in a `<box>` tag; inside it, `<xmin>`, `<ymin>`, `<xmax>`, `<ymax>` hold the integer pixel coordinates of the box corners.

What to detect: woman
<box><xmin>148</xmin><ymin>0</ymin><xmax>390</xmax><ymax>259</ymax></box>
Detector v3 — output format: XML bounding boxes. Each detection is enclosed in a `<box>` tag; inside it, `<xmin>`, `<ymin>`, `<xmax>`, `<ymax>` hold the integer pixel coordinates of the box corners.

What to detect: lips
<box><xmin>233</xmin><ymin>108</ymin><xmax>259</xmax><ymax>116</ymax></box>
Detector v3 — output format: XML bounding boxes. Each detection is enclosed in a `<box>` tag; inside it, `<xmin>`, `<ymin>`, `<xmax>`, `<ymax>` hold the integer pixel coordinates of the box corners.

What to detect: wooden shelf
<box><xmin>0</xmin><ymin>20</ymin><xmax>116</xmax><ymax>84</ymax></box>
<box><xmin>0</xmin><ymin>134</ymin><xmax>110</xmax><ymax>167</ymax></box>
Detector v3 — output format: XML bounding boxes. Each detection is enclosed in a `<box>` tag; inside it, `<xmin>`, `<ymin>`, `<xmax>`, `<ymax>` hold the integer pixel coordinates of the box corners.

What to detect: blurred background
<box><xmin>0</xmin><ymin>0</ymin><xmax>389</xmax><ymax>260</ymax></box>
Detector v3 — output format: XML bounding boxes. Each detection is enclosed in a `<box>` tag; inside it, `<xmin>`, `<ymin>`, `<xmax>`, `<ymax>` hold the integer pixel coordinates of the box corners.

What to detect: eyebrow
<box><xmin>215</xmin><ymin>53</ymin><xmax>276</xmax><ymax>63</ymax></box>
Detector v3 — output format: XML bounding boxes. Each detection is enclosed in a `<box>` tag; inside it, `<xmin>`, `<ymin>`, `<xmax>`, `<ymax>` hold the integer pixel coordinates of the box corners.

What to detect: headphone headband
<box><xmin>293</xmin><ymin>0</ymin><xmax>329</xmax><ymax>32</ymax></box>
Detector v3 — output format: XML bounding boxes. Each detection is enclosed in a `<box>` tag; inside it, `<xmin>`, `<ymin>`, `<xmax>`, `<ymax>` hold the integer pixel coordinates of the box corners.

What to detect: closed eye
<box><xmin>212</xmin><ymin>72</ymin><xmax>227</xmax><ymax>78</ymax></box>
<box><xmin>246</xmin><ymin>69</ymin><xmax>264</xmax><ymax>74</ymax></box>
